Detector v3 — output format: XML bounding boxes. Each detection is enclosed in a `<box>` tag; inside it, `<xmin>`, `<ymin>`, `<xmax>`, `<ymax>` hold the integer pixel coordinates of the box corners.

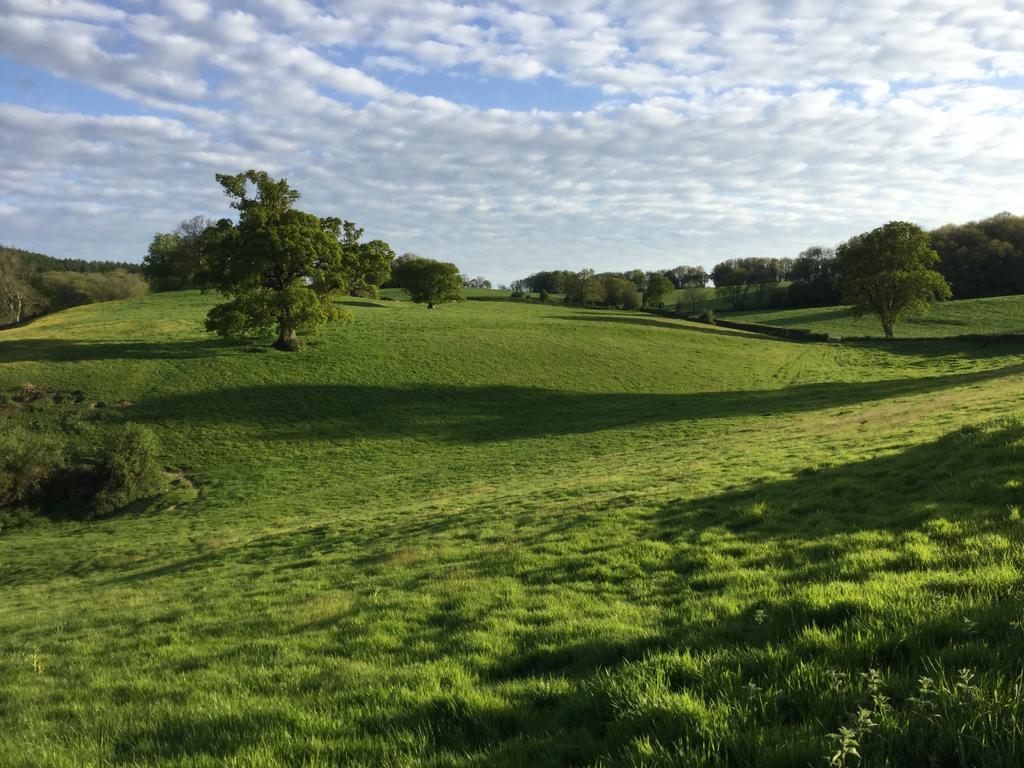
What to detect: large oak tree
<box><xmin>836</xmin><ymin>221</ymin><xmax>951</xmax><ymax>337</ymax></box>
<box><xmin>202</xmin><ymin>170</ymin><xmax>392</xmax><ymax>350</ymax></box>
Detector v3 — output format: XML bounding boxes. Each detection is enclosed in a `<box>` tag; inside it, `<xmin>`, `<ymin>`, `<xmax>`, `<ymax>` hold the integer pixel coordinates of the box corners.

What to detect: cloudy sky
<box><xmin>1</xmin><ymin>0</ymin><xmax>1023</xmax><ymax>282</ymax></box>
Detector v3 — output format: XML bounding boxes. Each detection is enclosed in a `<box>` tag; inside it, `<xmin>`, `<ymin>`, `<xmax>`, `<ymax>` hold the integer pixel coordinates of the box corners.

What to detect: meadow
<box><xmin>2</xmin><ymin>292</ymin><xmax>1024</xmax><ymax>766</ymax></box>
<box><xmin>728</xmin><ymin>293</ymin><xmax>1024</xmax><ymax>339</ymax></box>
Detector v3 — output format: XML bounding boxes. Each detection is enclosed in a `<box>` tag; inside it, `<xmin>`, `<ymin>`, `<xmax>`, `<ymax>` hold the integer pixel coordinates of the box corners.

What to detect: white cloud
<box><xmin>0</xmin><ymin>1</ymin><xmax>1022</xmax><ymax>280</ymax></box>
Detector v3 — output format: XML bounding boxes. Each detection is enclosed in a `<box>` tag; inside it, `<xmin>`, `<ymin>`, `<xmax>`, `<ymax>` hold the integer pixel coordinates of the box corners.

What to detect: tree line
<box><xmin>0</xmin><ymin>245</ymin><xmax>146</xmax><ymax>325</ymax></box>
<box><xmin>511</xmin><ymin>211</ymin><xmax>1024</xmax><ymax>315</ymax></box>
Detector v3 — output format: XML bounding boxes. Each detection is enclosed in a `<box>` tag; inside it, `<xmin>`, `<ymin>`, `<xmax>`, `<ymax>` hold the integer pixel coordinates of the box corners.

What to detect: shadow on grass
<box><xmin>113</xmin><ymin>711</ymin><xmax>294</xmax><ymax>761</ymax></box>
<box><xmin>39</xmin><ymin>420</ymin><xmax>1024</xmax><ymax>767</ymax></box>
<box><xmin>555</xmin><ymin>312</ymin><xmax>769</xmax><ymax>341</ymax></box>
<box><xmin>132</xmin><ymin>363</ymin><xmax>1024</xmax><ymax>444</ymax></box>
<box><xmin>724</xmin><ymin>308</ymin><xmax>852</xmax><ymax>326</ymax></box>
<box><xmin>0</xmin><ymin>337</ymin><xmax>235</xmax><ymax>363</ymax></box>
<box><xmin>843</xmin><ymin>336</ymin><xmax>1024</xmax><ymax>358</ymax></box>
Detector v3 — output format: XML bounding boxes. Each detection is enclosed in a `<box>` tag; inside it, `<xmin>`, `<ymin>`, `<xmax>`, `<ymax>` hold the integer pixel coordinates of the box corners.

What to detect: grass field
<box><xmin>728</xmin><ymin>294</ymin><xmax>1024</xmax><ymax>339</ymax></box>
<box><xmin>3</xmin><ymin>292</ymin><xmax>1024</xmax><ymax>766</ymax></box>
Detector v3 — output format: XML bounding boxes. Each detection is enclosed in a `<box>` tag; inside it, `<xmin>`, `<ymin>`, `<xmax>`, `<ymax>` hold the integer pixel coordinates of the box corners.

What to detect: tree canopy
<box><xmin>398</xmin><ymin>257</ymin><xmax>465</xmax><ymax>308</ymax></box>
<box><xmin>643</xmin><ymin>273</ymin><xmax>673</xmax><ymax>307</ymax></box>
<box><xmin>930</xmin><ymin>212</ymin><xmax>1024</xmax><ymax>299</ymax></box>
<box><xmin>201</xmin><ymin>170</ymin><xmax>393</xmax><ymax>350</ymax></box>
<box><xmin>142</xmin><ymin>216</ymin><xmax>216</xmax><ymax>292</ymax></box>
<box><xmin>836</xmin><ymin>221</ymin><xmax>951</xmax><ymax>337</ymax></box>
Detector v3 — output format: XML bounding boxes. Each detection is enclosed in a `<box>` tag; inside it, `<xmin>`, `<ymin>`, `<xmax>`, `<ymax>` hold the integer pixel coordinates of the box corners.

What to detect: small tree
<box><xmin>602</xmin><ymin>275</ymin><xmax>639</xmax><ymax>309</ymax></box>
<box><xmin>401</xmin><ymin>257</ymin><xmax>464</xmax><ymax>308</ymax></box>
<box><xmin>201</xmin><ymin>170</ymin><xmax>391</xmax><ymax>350</ymax></box>
<box><xmin>836</xmin><ymin>221</ymin><xmax>952</xmax><ymax>337</ymax></box>
<box><xmin>682</xmin><ymin>284</ymin><xmax>704</xmax><ymax>314</ymax></box>
<box><xmin>712</xmin><ymin>260</ymin><xmax>751</xmax><ymax>310</ymax></box>
<box><xmin>563</xmin><ymin>269</ymin><xmax>605</xmax><ymax>306</ymax></box>
<box><xmin>643</xmin><ymin>273</ymin><xmax>673</xmax><ymax>307</ymax></box>
<box><xmin>0</xmin><ymin>251</ymin><xmax>43</xmax><ymax>324</ymax></box>
<box><xmin>142</xmin><ymin>216</ymin><xmax>215</xmax><ymax>292</ymax></box>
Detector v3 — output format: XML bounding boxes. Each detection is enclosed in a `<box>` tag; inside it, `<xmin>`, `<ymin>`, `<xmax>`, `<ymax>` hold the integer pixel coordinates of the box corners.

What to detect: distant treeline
<box><xmin>4</xmin><ymin>245</ymin><xmax>142</xmax><ymax>275</ymax></box>
<box><xmin>0</xmin><ymin>245</ymin><xmax>147</xmax><ymax>325</ymax></box>
<box><xmin>513</xmin><ymin>211</ymin><xmax>1024</xmax><ymax>312</ymax></box>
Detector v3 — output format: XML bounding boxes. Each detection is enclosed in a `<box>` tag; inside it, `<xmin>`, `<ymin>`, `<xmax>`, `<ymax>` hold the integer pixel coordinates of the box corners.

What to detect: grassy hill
<box><xmin>727</xmin><ymin>294</ymin><xmax>1024</xmax><ymax>339</ymax></box>
<box><xmin>3</xmin><ymin>293</ymin><xmax>1024</xmax><ymax>766</ymax></box>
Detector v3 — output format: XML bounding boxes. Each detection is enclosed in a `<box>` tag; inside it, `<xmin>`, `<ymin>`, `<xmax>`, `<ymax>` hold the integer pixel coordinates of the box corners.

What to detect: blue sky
<box><xmin>1</xmin><ymin>0</ymin><xmax>1023</xmax><ymax>283</ymax></box>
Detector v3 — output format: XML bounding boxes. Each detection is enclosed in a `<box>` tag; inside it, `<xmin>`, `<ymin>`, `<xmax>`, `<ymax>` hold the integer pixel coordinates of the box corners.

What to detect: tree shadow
<box><xmin>843</xmin><ymin>336</ymin><xmax>1024</xmax><ymax>359</ymax></box>
<box><xmin>726</xmin><ymin>308</ymin><xmax>851</xmax><ymax>326</ymax></box>
<box><xmin>556</xmin><ymin>312</ymin><xmax>773</xmax><ymax>342</ymax></box>
<box><xmin>0</xmin><ymin>337</ymin><xmax>235</xmax><ymax>363</ymax></box>
<box><xmin>132</xmin><ymin>364</ymin><xmax>1024</xmax><ymax>444</ymax></box>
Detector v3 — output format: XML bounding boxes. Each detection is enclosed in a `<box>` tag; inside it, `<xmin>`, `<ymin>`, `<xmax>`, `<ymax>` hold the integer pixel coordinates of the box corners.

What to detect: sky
<box><xmin>1</xmin><ymin>1</ymin><xmax>1023</xmax><ymax>283</ymax></box>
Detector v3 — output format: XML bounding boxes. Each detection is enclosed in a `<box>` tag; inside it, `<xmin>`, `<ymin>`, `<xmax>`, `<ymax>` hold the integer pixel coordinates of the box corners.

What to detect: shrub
<box><xmin>0</xmin><ymin>425</ymin><xmax>62</xmax><ymax>508</ymax></box>
<box><xmin>93</xmin><ymin>425</ymin><xmax>164</xmax><ymax>515</ymax></box>
<box><xmin>539</xmin><ymin>290</ymin><xmax>549</xmax><ymax>302</ymax></box>
<box><xmin>36</xmin><ymin>269</ymin><xmax>148</xmax><ymax>312</ymax></box>
<box><xmin>701</xmin><ymin>309</ymin><xmax>716</xmax><ymax>325</ymax></box>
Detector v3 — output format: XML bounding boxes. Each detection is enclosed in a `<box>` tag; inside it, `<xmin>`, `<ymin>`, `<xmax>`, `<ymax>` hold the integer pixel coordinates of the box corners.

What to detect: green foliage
<box><xmin>563</xmin><ymin>269</ymin><xmax>606</xmax><ymax>306</ymax></box>
<box><xmin>930</xmin><ymin>212</ymin><xmax>1024</xmax><ymax>299</ymax></box>
<box><xmin>837</xmin><ymin>221</ymin><xmax>953</xmax><ymax>337</ymax></box>
<box><xmin>2</xmin><ymin>245</ymin><xmax>145</xmax><ymax>324</ymax></box>
<box><xmin>0</xmin><ymin>244</ymin><xmax>140</xmax><ymax>275</ymax></box>
<box><xmin>398</xmin><ymin>257</ymin><xmax>465</xmax><ymax>308</ymax></box>
<box><xmin>141</xmin><ymin>216</ymin><xmax>216</xmax><ymax>292</ymax></box>
<box><xmin>786</xmin><ymin>245</ymin><xmax>841</xmax><ymax>307</ymax></box>
<box><xmin>664</xmin><ymin>264</ymin><xmax>709</xmax><ymax>288</ymax></box>
<box><xmin>35</xmin><ymin>269</ymin><xmax>149</xmax><ymax>311</ymax></box>
<box><xmin>643</xmin><ymin>273</ymin><xmax>674</xmax><ymax>307</ymax></box>
<box><xmin>711</xmin><ymin>258</ymin><xmax>789</xmax><ymax>310</ymax></box>
<box><xmin>93</xmin><ymin>425</ymin><xmax>164</xmax><ymax>516</ymax></box>
<box><xmin>602</xmin><ymin>275</ymin><xmax>640</xmax><ymax>309</ymax></box>
<box><xmin>0</xmin><ymin>249</ymin><xmax>44</xmax><ymax>323</ymax></box>
<box><xmin>202</xmin><ymin>170</ymin><xmax>389</xmax><ymax>349</ymax></box>
<box><xmin>0</xmin><ymin>425</ymin><xmax>62</xmax><ymax>509</ymax></box>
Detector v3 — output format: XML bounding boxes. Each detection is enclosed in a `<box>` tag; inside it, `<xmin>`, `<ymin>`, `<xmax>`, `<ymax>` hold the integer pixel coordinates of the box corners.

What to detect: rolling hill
<box><xmin>728</xmin><ymin>293</ymin><xmax>1024</xmax><ymax>339</ymax></box>
<box><xmin>2</xmin><ymin>292</ymin><xmax>1024</xmax><ymax>766</ymax></box>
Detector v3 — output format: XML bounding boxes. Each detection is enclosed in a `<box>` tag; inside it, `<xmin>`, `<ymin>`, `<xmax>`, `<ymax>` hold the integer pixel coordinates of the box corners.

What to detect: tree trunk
<box><xmin>273</xmin><ymin>324</ymin><xmax>301</xmax><ymax>351</ymax></box>
<box><xmin>882</xmin><ymin>320</ymin><xmax>894</xmax><ymax>338</ymax></box>
<box><xmin>13</xmin><ymin>297</ymin><xmax>21</xmax><ymax>324</ymax></box>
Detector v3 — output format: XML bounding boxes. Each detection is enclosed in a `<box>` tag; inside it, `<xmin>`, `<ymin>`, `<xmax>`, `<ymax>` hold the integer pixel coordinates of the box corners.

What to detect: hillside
<box><xmin>3</xmin><ymin>293</ymin><xmax>1024</xmax><ymax>766</ymax></box>
<box><xmin>727</xmin><ymin>294</ymin><xmax>1024</xmax><ymax>339</ymax></box>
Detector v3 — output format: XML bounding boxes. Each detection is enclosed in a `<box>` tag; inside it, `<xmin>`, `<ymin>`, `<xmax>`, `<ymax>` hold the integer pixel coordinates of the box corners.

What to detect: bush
<box><xmin>700</xmin><ymin>309</ymin><xmax>716</xmax><ymax>325</ymax></box>
<box><xmin>93</xmin><ymin>425</ymin><xmax>164</xmax><ymax>515</ymax></box>
<box><xmin>539</xmin><ymin>290</ymin><xmax>549</xmax><ymax>302</ymax></box>
<box><xmin>0</xmin><ymin>425</ymin><xmax>62</xmax><ymax>508</ymax></box>
<box><xmin>37</xmin><ymin>269</ymin><xmax>148</xmax><ymax>312</ymax></box>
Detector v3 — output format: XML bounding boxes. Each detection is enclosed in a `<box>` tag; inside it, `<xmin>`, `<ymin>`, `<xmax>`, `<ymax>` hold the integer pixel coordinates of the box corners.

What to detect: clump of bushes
<box><xmin>94</xmin><ymin>425</ymin><xmax>163</xmax><ymax>515</ymax></box>
<box><xmin>0</xmin><ymin>419</ymin><xmax>165</xmax><ymax>532</ymax></box>
<box><xmin>37</xmin><ymin>269</ymin><xmax>149</xmax><ymax>312</ymax></box>
<box><xmin>0</xmin><ymin>426</ymin><xmax>63</xmax><ymax>510</ymax></box>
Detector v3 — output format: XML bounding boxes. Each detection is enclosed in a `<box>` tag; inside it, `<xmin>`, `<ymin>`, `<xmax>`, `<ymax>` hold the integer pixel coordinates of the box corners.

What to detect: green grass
<box><xmin>728</xmin><ymin>294</ymin><xmax>1024</xmax><ymax>339</ymax></box>
<box><xmin>3</xmin><ymin>292</ymin><xmax>1024</xmax><ymax>766</ymax></box>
